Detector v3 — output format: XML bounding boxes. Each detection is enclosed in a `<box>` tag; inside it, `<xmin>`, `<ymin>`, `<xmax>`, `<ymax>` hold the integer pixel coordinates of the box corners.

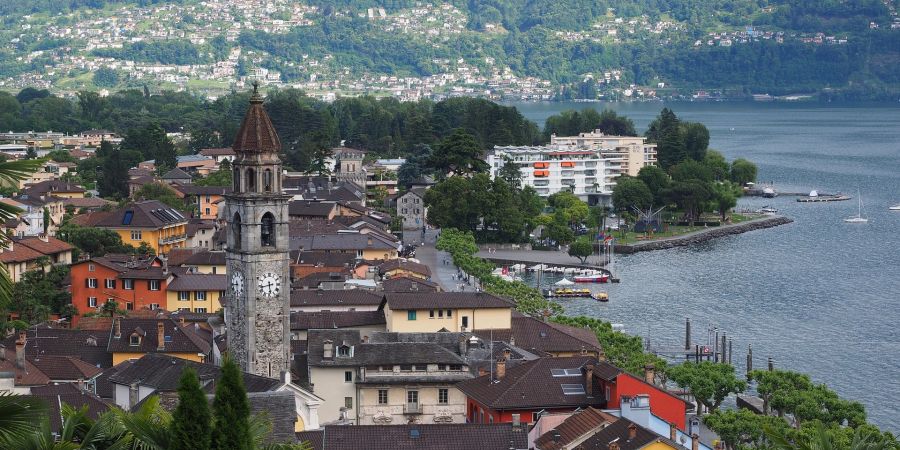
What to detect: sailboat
<box><xmin>844</xmin><ymin>189</ymin><xmax>869</xmax><ymax>223</ymax></box>
<box><xmin>890</xmin><ymin>204</ymin><xmax>900</xmax><ymax>211</ymax></box>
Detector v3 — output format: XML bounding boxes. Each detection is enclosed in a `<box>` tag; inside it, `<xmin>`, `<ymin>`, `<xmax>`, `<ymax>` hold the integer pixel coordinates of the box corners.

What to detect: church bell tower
<box><xmin>225</xmin><ymin>84</ymin><xmax>291</xmax><ymax>377</ymax></box>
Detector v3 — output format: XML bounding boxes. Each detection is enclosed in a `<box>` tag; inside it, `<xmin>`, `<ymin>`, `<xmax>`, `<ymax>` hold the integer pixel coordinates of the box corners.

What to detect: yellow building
<box><xmin>107</xmin><ymin>317</ymin><xmax>211</xmax><ymax>365</ymax></box>
<box><xmin>378</xmin><ymin>259</ymin><xmax>431</xmax><ymax>280</ymax></box>
<box><xmin>381</xmin><ymin>292</ymin><xmax>513</xmax><ymax>333</ymax></box>
<box><xmin>180</xmin><ymin>250</ymin><xmax>227</xmax><ymax>275</ymax></box>
<box><xmin>165</xmin><ymin>273</ymin><xmax>226</xmax><ymax>313</ymax></box>
<box><xmin>78</xmin><ymin>200</ymin><xmax>188</xmax><ymax>255</ymax></box>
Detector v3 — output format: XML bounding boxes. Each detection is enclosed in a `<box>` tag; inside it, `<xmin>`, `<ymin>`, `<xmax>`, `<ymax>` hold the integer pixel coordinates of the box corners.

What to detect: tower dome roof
<box><xmin>232</xmin><ymin>83</ymin><xmax>281</xmax><ymax>154</ymax></box>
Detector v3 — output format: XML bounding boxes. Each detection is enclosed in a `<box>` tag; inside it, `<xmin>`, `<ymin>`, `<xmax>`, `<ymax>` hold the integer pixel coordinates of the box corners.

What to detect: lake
<box><xmin>509</xmin><ymin>101</ymin><xmax>900</xmax><ymax>431</ymax></box>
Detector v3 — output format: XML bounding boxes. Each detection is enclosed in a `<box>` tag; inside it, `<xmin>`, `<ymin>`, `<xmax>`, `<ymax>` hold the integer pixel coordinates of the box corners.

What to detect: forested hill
<box><xmin>3</xmin><ymin>0</ymin><xmax>899</xmax><ymax>100</ymax></box>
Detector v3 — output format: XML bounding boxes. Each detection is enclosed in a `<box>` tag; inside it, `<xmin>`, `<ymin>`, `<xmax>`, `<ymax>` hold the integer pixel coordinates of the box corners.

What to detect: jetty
<box><xmin>796</xmin><ymin>195</ymin><xmax>851</xmax><ymax>202</ymax></box>
<box><xmin>614</xmin><ymin>215</ymin><xmax>793</xmax><ymax>254</ymax></box>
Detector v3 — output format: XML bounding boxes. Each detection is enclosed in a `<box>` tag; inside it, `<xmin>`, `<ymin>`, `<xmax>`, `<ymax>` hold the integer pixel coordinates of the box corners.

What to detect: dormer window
<box><xmin>337</xmin><ymin>345</ymin><xmax>351</xmax><ymax>357</ymax></box>
<box><xmin>129</xmin><ymin>334</ymin><xmax>141</xmax><ymax>346</ymax></box>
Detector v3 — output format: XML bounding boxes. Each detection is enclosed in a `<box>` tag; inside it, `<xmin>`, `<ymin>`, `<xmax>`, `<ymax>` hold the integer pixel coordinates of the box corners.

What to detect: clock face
<box><xmin>258</xmin><ymin>272</ymin><xmax>281</xmax><ymax>298</ymax></box>
<box><xmin>231</xmin><ymin>272</ymin><xmax>244</xmax><ymax>296</ymax></box>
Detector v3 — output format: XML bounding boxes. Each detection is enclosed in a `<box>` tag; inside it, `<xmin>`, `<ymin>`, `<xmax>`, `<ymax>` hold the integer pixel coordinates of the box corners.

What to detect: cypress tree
<box><xmin>171</xmin><ymin>367</ymin><xmax>212</xmax><ymax>450</ymax></box>
<box><xmin>211</xmin><ymin>358</ymin><xmax>253</xmax><ymax>450</ymax></box>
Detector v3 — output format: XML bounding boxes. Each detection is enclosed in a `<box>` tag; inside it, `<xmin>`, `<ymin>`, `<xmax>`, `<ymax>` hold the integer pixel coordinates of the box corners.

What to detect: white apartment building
<box><xmin>550</xmin><ymin>131</ymin><xmax>657</xmax><ymax>177</ymax></box>
<box><xmin>487</xmin><ymin>132</ymin><xmax>657</xmax><ymax>206</ymax></box>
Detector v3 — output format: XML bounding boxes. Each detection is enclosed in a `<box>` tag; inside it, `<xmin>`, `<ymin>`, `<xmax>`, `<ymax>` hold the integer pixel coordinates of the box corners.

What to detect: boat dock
<box><xmin>796</xmin><ymin>195</ymin><xmax>851</xmax><ymax>202</ymax></box>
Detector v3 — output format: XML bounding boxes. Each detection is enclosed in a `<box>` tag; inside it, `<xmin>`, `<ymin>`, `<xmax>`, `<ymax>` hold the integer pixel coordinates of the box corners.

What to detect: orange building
<box><xmin>172</xmin><ymin>185</ymin><xmax>231</xmax><ymax>220</ymax></box>
<box><xmin>70</xmin><ymin>255</ymin><xmax>170</xmax><ymax>325</ymax></box>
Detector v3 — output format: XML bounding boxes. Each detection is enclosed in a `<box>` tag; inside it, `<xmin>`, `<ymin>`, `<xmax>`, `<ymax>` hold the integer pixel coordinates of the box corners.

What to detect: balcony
<box><xmin>159</xmin><ymin>233</ymin><xmax>188</xmax><ymax>245</ymax></box>
<box><xmin>403</xmin><ymin>403</ymin><xmax>422</xmax><ymax>414</ymax></box>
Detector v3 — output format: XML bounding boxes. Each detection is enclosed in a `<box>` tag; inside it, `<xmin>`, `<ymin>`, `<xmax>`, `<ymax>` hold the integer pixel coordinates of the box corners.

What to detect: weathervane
<box><xmin>251</xmin><ymin>80</ymin><xmax>260</xmax><ymax>95</ymax></box>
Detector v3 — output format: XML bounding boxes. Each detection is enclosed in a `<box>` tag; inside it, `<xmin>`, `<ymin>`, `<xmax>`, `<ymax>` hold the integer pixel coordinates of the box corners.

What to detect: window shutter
<box><xmin>85</xmin><ymin>279</ymin><xmax>89</xmax><ymax>288</ymax></box>
<box><xmin>111</xmin><ymin>280</ymin><xmax>117</xmax><ymax>289</ymax></box>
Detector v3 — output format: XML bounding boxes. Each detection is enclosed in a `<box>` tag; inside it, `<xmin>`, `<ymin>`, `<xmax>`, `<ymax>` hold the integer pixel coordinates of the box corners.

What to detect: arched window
<box><xmin>261</xmin><ymin>212</ymin><xmax>275</xmax><ymax>247</ymax></box>
<box><xmin>232</xmin><ymin>213</ymin><xmax>242</xmax><ymax>250</ymax></box>
<box><xmin>264</xmin><ymin>169</ymin><xmax>273</xmax><ymax>192</ymax></box>
<box><xmin>233</xmin><ymin>167</ymin><xmax>241</xmax><ymax>192</ymax></box>
<box><xmin>246</xmin><ymin>168</ymin><xmax>256</xmax><ymax>192</ymax></box>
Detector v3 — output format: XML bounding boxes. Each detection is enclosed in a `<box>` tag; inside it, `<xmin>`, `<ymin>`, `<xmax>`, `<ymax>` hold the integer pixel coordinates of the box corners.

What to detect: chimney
<box><xmin>609</xmin><ymin>440</ymin><xmax>620</xmax><ymax>450</ymax></box>
<box><xmin>495</xmin><ymin>358</ymin><xmax>506</xmax><ymax>379</ymax></box>
<box><xmin>669</xmin><ymin>422</ymin><xmax>677</xmax><ymax>441</ymax></box>
<box><xmin>502</xmin><ymin>348</ymin><xmax>511</xmax><ymax>361</ymax></box>
<box><xmin>323</xmin><ymin>340</ymin><xmax>334</xmax><ymax>360</ymax></box>
<box><xmin>478</xmin><ymin>367</ymin><xmax>487</xmax><ymax>377</ymax></box>
<box><xmin>628</xmin><ymin>423</ymin><xmax>637</xmax><ymax>441</ymax></box>
<box><xmin>509</xmin><ymin>335</ymin><xmax>515</xmax><ymax>347</ymax></box>
<box><xmin>15</xmin><ymin>331</ymin><xmax>26</xmax><ymax>369</ymax></box>
<box><xmin>38</xmin><ymin>233</ymin><xmax>49</xmax><ymax>243</ymax></box>
<box><xmin>0</xmin><ymin>344</ymin><xmax>5</xmax><ymax>361</ymax></box>
<box><xmin>77</xmin><ymin>378</ymin><xmax>85</xmax><ymax>391</ymax></box>
<box><xmin>585</xmin><ymin>364</ymin><xmax>594</xmax><ymax>397</ymax></box>
<box><xmin>691</xmin><ymin>433</ymin><xmax>700</xmax><ymax>450</ymax></box>
<box><xmin>180</xmin><ymin>316</ymin><xmax>186</xmax><ymax>327</ymax></box>
<box><xmin>156</xmin><ymin>322</ymin><xmax>165</xmax><ymax>351</ymax></box>
<box><xmin>644</xmin><ymin>364</ymin><xmax>655</xmax><ymax>385</ymax></box>
<box><xmin>511</xmin><ymin>413</ymin><xmax>521</xmax><ymax>428</ymax></box>
<box><xmin>129</xmin><ymin>382</ymin><xmax>139</xmax><ymax>409</ymax></box>
<box><xmin>362</xmin><ymin>335</ymin><xmax>369</xmax><ymax>343</ymax></box>
<box><xmin>458</xmin><ymin>335</ymin><xmax>467</xmax><ymax>356</ymax></box>
<box><xmin>114</xmin><ymin>318</ymin><xmax>121</xmax><ymax>339</ymax></box>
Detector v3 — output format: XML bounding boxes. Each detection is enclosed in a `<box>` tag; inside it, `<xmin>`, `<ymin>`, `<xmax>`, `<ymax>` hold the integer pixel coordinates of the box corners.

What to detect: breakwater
<box><xmin>614</xmin><ymin>216</ymin><xmax>794</xmax><ymax>254</ymax></box>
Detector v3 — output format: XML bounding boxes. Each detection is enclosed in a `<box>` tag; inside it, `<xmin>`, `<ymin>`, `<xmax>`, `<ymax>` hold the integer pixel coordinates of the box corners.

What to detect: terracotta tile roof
<box><xmin>383</xmin><ymin>292</ymin><xmax>513</xmax><ymax>310</ymax></box>
<box><xmin>29</xmin><ymin>355</ymin><xmax>103</xmax><ymax>380</ymax></box>
<box><xmin>456</xmin><ymin>356</ymin><xmax>617</xmax><ymax>411</ymax></box>
<box><xmin>90</xmin><ymin>200</ymin><xmax>188</xmax><ymax>228</ymax></box>
<box><xmin>61</xmin><ymin>197</ymin><xmax>115</xmax><ymax>209</ymax></box>
<box><xmin>166</xmin><ymin>248</ymin><xmax>203</xmax><ymax>267</ymax></box>
<box><xmin>232</xmin><ymin>93</ymin><xmax>281</xmax><ymax>153</ymax></box>
<box><xmin>574</xmin><ymin>417</ymin><xmax>677</xmax><ymax>450</ymax></box>
<box><xmin>199</xmin><ymin>147</ymin><xmax>235</xmax><ymax>157</ymax></box>
<box><xmin>296</xmin><ymin>424</ymin><xmax>528</xmax><ymax>450</ymax></box>
<box><xmin>14</xmin><ymin>236</ymin><xmax>73</xmax><ymax>255</ymax></box>
<box><xmin>173</xmin><ymin>185</ymin><xmax>232</xmax><ymax>196</ymax></box>
<box><xmin>181</xmin><ymin>250</ymin><xmax>226</xmax><ymax>266</ymax></box>
<box><xmin>534</xmin><ymin>407</ymin><xmax>619</xmax><ymax>450</ymax></box>
<box><xmin>290</xmin><ymin>290</ymin><xmax>382</xmax><ymax>307</ymax></box>
<box><xmin>23</xmin><ymin>180</ymin><xmax>85</xmax><ymax>195</ymax></box>
<box><xmin>378</xmin><ymin>259</ymin><xmax>431</xmax><ymax>277</ymax></box>
<box><xmin>0</xmin><ymin>348</ymin><xmax>51</xmax><ymax>386</ymax></box>
<box><xmin>27</xmin><ymin>383</ymin><xmax>112</xmax><ymax>433</ymax></box>
<box><xmin>290</xmin><ymin>310</ymin><xmax>385</xmax><ymax>331</ymax></box>
<box><xmin>161</xmin><ymin>167</ymin><xmax>192</xmax><ymax>180</ymax></box>
<box><xmin>0</xmin><ymin>244</ymin><xmax>44</xmax><ymax>263</ymax></box>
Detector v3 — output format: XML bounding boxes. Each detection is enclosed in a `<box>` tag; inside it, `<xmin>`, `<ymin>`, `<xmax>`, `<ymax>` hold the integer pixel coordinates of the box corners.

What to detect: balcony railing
<box><xmin>403</xmin><ymin>403</ymin><xmax>422</xmax><ymax>414</ymax></box>
<box><xmin>159</xmin><ymin>233</ymin><xmax>188</xmax><ymax>245</ymax></box>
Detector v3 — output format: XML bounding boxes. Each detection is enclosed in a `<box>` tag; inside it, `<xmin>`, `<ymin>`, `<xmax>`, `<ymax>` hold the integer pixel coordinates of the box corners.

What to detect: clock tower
<box><xmin>225</xmin><ymin>84</ymin><xmax>291</xmax><ymax>378</ymax></box>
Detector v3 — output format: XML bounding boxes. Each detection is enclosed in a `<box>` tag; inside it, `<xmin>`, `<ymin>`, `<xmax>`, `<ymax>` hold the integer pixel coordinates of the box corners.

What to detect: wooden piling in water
<box><xmin>685</xmin><ymin>318</ymin><xmax>691</xmax><ymax>351</ymax></box>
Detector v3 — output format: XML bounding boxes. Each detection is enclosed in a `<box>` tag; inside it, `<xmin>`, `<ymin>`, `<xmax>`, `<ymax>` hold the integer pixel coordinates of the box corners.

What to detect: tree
<box><xmin>682</xmin><ymin>122</ymin><xmax>710</xmax><ymax>161</ymax></box>
<box><xmin>712</xmin><ymin>182</ymin><xmax>739</xmax><ymax>220</ymax></box>
<box><xmin>703</xmin><ymin>150</ymin><xmax>730</xmax><ymax>181</ymax></box>
<box><xmin>24</xmin><ymin>147</ymin><xmax>38</xmax><ymax>160</ymax></box>
<box><xmin>398</xmin><ymin>144</ymin><xmax>432</xmax><ymax>189</ymax></box>
<box><xmin>428</xmin><ymin>129</ymin><xmax>489</xmax><ymax>177</ymax></box>
<box><xmin>637</xmin><ymin>165</ymin><xmax>671</xmax><ymax>206</ymax></box>
<box><xmin>58</xmin><ymin>223</ymin><xmax>141</xmax><ymax>258</ymax></box>
<box><xmin>704</xmin><ymin>409</ymin><xmax>790</xmax><ymax>450</ymax></box>
<box><xmin>731</xmin><ymin>158</ymin><xmax>758</xmax><ymax>186</ymax></box>
<box><xmin>133</xmin><ymin>182</ymin><xmax>185</xmax><ymax>209</ymax></box>
<box><xmin>121</xmin><ymin>123</ymin><xmax>176</xmax><ymax>172</ymax></box>
<box><xmin>612</xmin><ymin>177</ymin><xmax>653</xmax><ymax>212</ymax></box>
<box><xmin>498</xmin><ymin>156</ymin><xmax>522</xmax><ymax>189</ymax></box>
<box><xmin>0</xmin><ymin>393</ymin><xmax>48</xmax><ymax>447</ymax></box>
<box><xmin>195</xmin><ymin>168</ymin><xmax>233</xmax><ymax>187</ymax></box>
<box><xmin>667</xmin><ymin>362</ymin><xmax>746</xmax><ymax>413</ymax></box>
<box><xmin>765</xmin><ymin>420</ymin><xmax>898</xmax><ymax>450</ymax></box>
<box><xmin>7</xmin><ymin>265</ymin><xmax>70</xmax><ymax>324</ymax></box>
<box><xmin>568</xmin><ymin>238</ymin><xmax>593</xmax><ymax>263</ymax></box>
<box><xmin>97</xmin><ymin>141</ymin><xmax>130</xmax><ymax>199</ymax></box>
<box><xmin>212</xmin><ymin>358</ymin><xmax>253</xmax><ymax>450</ymax></box>
<box><xmin>0</xmin><ymin>159</ymin><xmax>47</xmax><ymax>313</ymax></box>
<box><xmin>646</xmin><ymin>108</ymin><xmax>684</xmax><ymax>169</ymax></box>
<box><xmin>93</xmin><ymin>67</ymin><xmax>120</xmax><ymax>88</ymax></box>
<box><xmin>670</xmin><ymin>159</ymin><xmax>713</xmax><ymax>183</ymax></box>
<box><xmin>171</xmin><ymin>368</ymin><xmax>212</xmax><ymax>450</ymax></box>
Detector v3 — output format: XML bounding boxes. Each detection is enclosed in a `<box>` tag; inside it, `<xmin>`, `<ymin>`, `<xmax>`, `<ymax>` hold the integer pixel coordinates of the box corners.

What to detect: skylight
<box><xmin>561</xmin><ymin>384</ymin><xmax>586</xmax><ymax>395</ymax></box>
<box><xmin>551</xmin><ymin>368</ymin><xmax>582</xmax><ymax>377</ymax></box>
<box><xmin>122</xmin><ymin>211</ymin><xmax>134</xmax><ymax>225</ymax></box>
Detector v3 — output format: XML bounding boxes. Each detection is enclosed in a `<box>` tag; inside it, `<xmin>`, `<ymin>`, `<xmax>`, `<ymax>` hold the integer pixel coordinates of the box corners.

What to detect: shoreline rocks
<box><xmin>614</xmin><ymin>215</ymin><xmax>794</xmax><ymax>254</ymax></box>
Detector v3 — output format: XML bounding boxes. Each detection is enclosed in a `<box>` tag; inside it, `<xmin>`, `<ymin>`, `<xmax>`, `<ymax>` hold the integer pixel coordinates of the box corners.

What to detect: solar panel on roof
<box><xmin>122</xmin><ymin>211</ymin><xmax>134</xmax><ymax>225</ymax></box>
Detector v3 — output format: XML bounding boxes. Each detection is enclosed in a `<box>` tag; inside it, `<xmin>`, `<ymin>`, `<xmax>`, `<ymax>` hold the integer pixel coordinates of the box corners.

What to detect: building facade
<box><xmin>225</xmin><ymin>86</ymin><xmax>292</xmax><ymax>378</ymax></box>
<box><xmin>397</xmin><ymin>188</ymin><xmax>427</xmax><ymax>230</ymax></box>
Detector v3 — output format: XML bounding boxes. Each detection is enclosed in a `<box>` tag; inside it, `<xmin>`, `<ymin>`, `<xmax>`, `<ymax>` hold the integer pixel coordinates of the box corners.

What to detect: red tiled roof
<box><xmin>232</xmin><ymin>92</ymin><xmax>281</xmax><ymax>154</ymax></box>
<box><xmin>534</xmin><ymin>407</ymin><xmax>619</xmax><ymax>450</ymax></box>
<box><xmin>15</xmin><ymin>236</ymin><xmax>73</xmax><ymax>255</ymax></box>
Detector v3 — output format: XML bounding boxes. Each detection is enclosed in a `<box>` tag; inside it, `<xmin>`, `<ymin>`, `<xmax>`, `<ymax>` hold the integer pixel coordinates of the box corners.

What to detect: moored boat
<box><xmin>574</xmin><ymin>274</ymin><xmax>609</xmax><ymax>283</ymax></box>
<box><xmin>593</xmin><ymin>292</ymin><xmax>609</xmax><ymax>302</ymax></box>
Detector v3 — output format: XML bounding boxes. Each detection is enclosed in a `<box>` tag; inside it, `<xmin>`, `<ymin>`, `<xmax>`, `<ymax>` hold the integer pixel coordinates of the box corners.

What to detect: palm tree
<box><xmin>765</xmin><ymin>422</ymin><xmax>895</xmax><ymax>450</ymax></box>
<box><xmin>0</xmin><ymin>393</ymin><xmax>48</xmax><ymax>446</ymax></box>
<box><xmin>0</xmin><ymin>159</ymin><xmax>47</xmax><ymax>309</ymax></box>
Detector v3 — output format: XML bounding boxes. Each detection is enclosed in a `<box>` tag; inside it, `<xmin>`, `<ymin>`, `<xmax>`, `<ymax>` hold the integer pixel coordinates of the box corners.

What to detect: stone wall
<box><xmin>614</xmin><ymin>216</ymin><xmax>793</xmax><ymax>254</ymax></box>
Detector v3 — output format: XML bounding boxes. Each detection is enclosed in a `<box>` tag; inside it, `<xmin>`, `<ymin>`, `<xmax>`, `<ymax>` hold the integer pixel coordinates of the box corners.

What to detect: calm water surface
<box><xmin>510</xmin><ymin>101</ymin><xmax>900</xmax><ymax>431</ymax></box>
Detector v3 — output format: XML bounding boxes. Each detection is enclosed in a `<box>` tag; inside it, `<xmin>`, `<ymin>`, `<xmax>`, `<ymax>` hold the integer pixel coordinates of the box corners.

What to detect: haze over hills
<box><xmin>2</xmin><ymin>0</ymin><xmax>898</xmax><ymax>100</ymax></box>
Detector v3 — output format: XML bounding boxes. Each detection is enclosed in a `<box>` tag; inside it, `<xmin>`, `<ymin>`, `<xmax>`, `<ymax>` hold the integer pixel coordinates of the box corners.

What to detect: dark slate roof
<box><xmin>382</xmin><ymin>275</ymin><xmax>440</xmax><ymax>292</ymax></box>
<box><xmin>199</xmin><ymin>147</ymin><xmax>235</xmax><ymax>157</ymax></box>
<box><xmin>383</xmin><ymin>292</ymin><xmax>514</xmax><ymax>310</ymax></box>
<box><xmin>306</xmin><ymin>330</ymin><xmax>466</xmax><ymax>368</ymax></box>
<box><xmin>106</xmin><ymin>318</ymin><xmax>211</xmax><ymax>355</ymax></box>
<box><xmin>473</xmin><ymin>314</ymin><xmax>602</xmax><ymax>356</ymax></box>
<box><xmin>107</xmin><ymin>353</ymin><xmax>281</xmax><ymax>393</ymax></box>
<box><xmin>181</xmin><ymin>250</ymin><xmax>226</xmax><ymax>266</ymax></box>
<box><xmin>291</xmin><ymin>233</ymin><xmax>398</xmax><ymax>252</ymax></box>
<box><xmin>249</xmin><ymin>391</ymin><xmax>298</xmax><ymax>445</ymax></box>
<box><xmin>573</xmin><ymin>417</ymin><xmax>677</xmax><ymax>450</ymax></box>
<box><xmin>167</xmin><ymin>273</ymin><xmax>227</xmax><ymax>291</ymax></box>
<box><xmin>290</xmin><ymin>311</ymin><xmax>385</xmax><ymax>331</ymax></box>
<box><xmin>289</xmin><ymin>219</ymin><xmax>351</xmax><ymax>237</ymax></box>
<box><xmin>233</xmin><ymin>92</ymin><xmax>281</xmax><ymax>154</ymax></box>
<box><xmin>174</xmin><ymin>185</ymin><xmax>232</xmax><ymax>196</ymax></box>
<box><xmin>533</xmin><ymin>407</ymin><xmax>619</xmax><ymax>450</ymax></box>
<box><xmin>27</xmin><ymin>384</ymin><xmax>112</xmax><ymax>433</ymax></box>
<box><xmin>2</xmin><ymin>328</ymin><xmax>112</xmax><ymax>368</ymax></box>
<box><xmin>88</xmin><ymin>200</ymin><xmax>188</xmax><ymax>228</ymax></box>
<box><xmin>378</xmin><ymin>259</ymin><xmax>431</xmax><ymax>277</ymax></box>
<box><xmin>292</xmin><ymin>272</ymin><xmax>349</xmax><ymax>289</ymax></box>
<box><xmin>456</xmin><ymin>356</ymin><xmax>616</xmax><ymax>410</ymax></box>
<box><xmin>296</xmin><ymin>424</ymin><xmax>528</xmax><ymax>450</ymax></box>
<box><xmin>291</xmin><ymin>290</ymin><xmax>382</xmax><ymax>307</ymax></box>
<box><xmin>95</xmin><ymin>361</ymin><xmax>133</xmax><ymax>399</ymax></box>
<box><xmin>288</xmin><ymin>200</ymin><xmax>337</xmax><ymax>218</ymax></box>
<box><xmin>290</xmin><ymin>250</ymin><xmax>356</xmax><ymax>268</ymax></box>
<box><xmin>161</xmin><ymin>167</ymin><xmax>192</xmax><ymax>180</ymax></box>
<box><xmin>23</xmin><ymin>179</ymin><xmax>86</xmax><ymax>195</ymax></box>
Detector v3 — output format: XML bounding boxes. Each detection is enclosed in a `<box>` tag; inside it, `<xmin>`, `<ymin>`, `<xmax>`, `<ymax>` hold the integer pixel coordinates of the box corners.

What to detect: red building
<box><xmin>70</xmin><ymin>255</ymin><xmax>171</xmax><ymax>325</ymax></box>
<box><xmin>456</xmin><ymin>356</ymin><xmax>688</xmax><ymax>431</ymax></box>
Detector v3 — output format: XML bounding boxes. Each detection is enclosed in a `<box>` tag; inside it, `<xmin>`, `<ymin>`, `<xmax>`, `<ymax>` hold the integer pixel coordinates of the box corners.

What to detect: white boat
<box><xmin>890</xmin><ymin>204</ymin><xmax>900</xmax><ymax>211</ymax></box>
<box><xmin>759</xmin><ymin>206</ymin><xmax>777</xmax><ymax>214</ymax></box>
<box><xmin>844</xmin><ymin>188</ymin><xmax>869</xmax><ymax>223</ymax></box>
